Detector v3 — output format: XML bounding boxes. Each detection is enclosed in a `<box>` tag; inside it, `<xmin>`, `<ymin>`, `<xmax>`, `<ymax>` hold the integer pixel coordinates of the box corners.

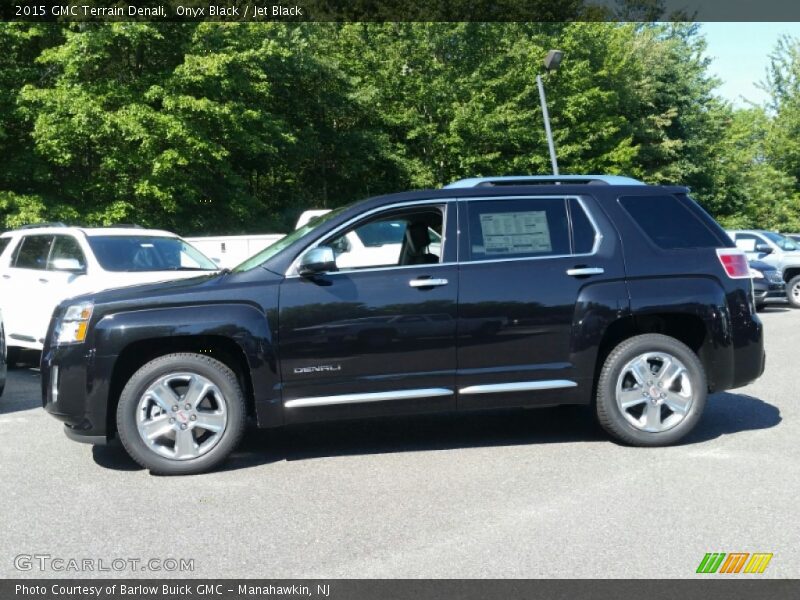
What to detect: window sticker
<box><xmin>478</xmin><ymin>211</ymin><xmax>552</xmax><ymax>254</ymax></box>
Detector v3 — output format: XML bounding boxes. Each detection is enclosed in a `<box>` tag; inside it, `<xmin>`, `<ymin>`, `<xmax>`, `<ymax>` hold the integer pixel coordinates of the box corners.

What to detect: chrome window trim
<box><xmin>461</xmin><ymin>195</ymin><xmax>603</xmax><ymax>264</ymax></box>
<box><xmin>459</xmin><ymin>380</ymin><xmax>577</xmax><ymax>395</ymax></box>
<box><xmin>285</xmin><ymin>194</ymin><xmax>603</xmax><ymax>276</ymax></box>
<box><xmin>285</xmin><ymin>199</ymin><xmax>452</xmax><ymax>278</ymax></box>
<box><xmin>284</xmin><ymin>387</ymin><xmax>454</xmax><ymax>408</ymax></box>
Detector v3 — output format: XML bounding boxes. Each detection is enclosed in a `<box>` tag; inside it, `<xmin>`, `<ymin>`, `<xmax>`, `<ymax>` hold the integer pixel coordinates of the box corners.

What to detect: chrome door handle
<box><xmin>566</xmin><ymin>267</ymin><xmax>604</xmax><ymax>277</ymax></box>
<box><xmin>409</xmin><ymin>278</ymin><xmax>449</xmax><ymax>288</ymax></box>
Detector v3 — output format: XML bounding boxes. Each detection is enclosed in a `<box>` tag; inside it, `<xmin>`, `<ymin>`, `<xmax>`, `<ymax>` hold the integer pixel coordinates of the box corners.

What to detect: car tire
<box><xmin>5</xmin><ymin>347</ymin><xmax>20</xmax><ymax>368</ymax></box>
<box><xmin>595</xmin><ymin>334</ymin><xmax>707</xmax><ymax>446</ymax></box>
<box><xmin>755</xmin><ymin>302</ymin><xmax>765</xmax><ymax>312</ymax></box>
<box><xmin>787</xmin><ymin>275</ymin><xmax>800</xmax><ymax>308</ymax></box>
<box><xmin>116</xmin><ymin>353</ymin><xmax>246</xmax><ymax>475</ymax></box>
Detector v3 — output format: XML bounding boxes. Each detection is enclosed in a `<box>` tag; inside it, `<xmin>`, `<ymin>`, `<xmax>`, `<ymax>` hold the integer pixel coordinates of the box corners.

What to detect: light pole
<box><xmin>536</xmin><ymin>49</ymin><xmax>563</xmax><ymax>176</ymax></box>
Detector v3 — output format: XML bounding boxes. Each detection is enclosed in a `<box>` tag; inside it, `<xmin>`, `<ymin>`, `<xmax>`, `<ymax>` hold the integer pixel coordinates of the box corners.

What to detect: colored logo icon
<box><xmin>697</xmin><ymin>553</ymin><xmax>773</xmax><ymax>574</ymax></box>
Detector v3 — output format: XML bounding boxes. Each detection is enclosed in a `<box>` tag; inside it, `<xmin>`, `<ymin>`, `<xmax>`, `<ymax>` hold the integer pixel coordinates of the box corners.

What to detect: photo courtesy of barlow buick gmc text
<box><xmin>1</xmin><ymin>2</ymin><xmax>800</xmax><ymax>599</ymax></box>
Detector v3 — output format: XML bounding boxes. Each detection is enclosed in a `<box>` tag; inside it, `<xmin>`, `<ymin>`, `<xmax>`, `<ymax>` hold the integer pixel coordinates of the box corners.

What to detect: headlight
<box><xmin>749</xmin><ymin>268</ymin><xmax>764</xmax><ymax>279</ymax></box>
<box><xmin>55</xmin><ymin>302</ymin><xmax>94</xmax><ymax>345</ymax></box>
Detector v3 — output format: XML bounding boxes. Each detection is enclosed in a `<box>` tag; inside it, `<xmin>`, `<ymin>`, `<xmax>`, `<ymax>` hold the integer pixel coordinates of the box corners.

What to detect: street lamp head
<box><xmin>543</xmin><ymin>49</ymin><xmax>563</xmax><ymax>72</ymax></box>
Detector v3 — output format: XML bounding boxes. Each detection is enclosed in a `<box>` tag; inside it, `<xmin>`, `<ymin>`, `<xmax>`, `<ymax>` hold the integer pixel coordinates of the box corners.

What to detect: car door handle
<box><xmin>409</xmin><ymin>278</ymin><xmax>449</xmax><ymax>288</ymax></box>
<box><xmin>566</xmin><ymin>267</ymin><xmax>604</xmax><ymax>277</ymax></box>
<box><xmin>1</xmin><ymin>274</ymin><xmax>9</xmax><ymax>279</ymax></box>
<box><xmin>38</xmin><ymin>278</ymin><xmax>49</xmax><ymax>283</ymax></box>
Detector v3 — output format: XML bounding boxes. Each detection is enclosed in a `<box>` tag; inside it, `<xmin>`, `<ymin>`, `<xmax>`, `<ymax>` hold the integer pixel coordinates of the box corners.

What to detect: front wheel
<box><xmin>787</xmin><ymin>275</ymin><xmax>800</xmax><ymax>308</ymax></box>
<box><xmin>595</xmin><ymin>334</ymin><xmax>707</xmax><ymax>446</ymax></box>
<box><xmin>116</xmin><ymin>353</ymin><xmax>246</xmax><ymax>475</ymax></box>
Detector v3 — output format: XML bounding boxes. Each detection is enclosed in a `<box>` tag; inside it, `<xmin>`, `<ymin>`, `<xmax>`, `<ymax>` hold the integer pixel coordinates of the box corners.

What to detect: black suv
<box><xmin>42</xmin><ymin>176</ymin><xmax>765</xmax><ymax>475</ymax></box>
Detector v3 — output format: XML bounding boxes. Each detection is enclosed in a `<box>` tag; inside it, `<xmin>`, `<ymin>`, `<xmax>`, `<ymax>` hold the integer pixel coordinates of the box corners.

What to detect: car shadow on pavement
<box><xmin>759</xmin><ymin>306</ymin><xmax>792</xmax><ymax>313</ymax></box>
<box><xmin>684</xmin><ymin>392</ymin><xmax>782</xmax><ymax>443</ymax></box>
<box><xmin>90</xmin><ymin>392</ymin><xmax>781</xmax><ymax>474</ymax></box>
<box><xmin>91</xmin><ymin>439</ymin><xmax>143</xmax><ymax>472</ymax></box>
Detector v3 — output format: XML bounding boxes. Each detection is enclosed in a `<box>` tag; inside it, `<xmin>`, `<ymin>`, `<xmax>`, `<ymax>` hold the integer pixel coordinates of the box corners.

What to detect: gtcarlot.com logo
<box><xmin>696</xmin><ymin>552</ymin><xmax>773</xmax><ymax>574</ymax></box>
<box><xmin>14</xmin><ymin>554</ymin><xmax>194</xmax><ymax>573</ymax></box>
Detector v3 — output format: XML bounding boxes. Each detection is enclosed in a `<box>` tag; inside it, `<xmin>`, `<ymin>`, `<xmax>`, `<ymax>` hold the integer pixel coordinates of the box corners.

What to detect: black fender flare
<box><xmin>93</xmin><ymin>303</ymin><xmax>282</xmax><ymax>427</ymax></box>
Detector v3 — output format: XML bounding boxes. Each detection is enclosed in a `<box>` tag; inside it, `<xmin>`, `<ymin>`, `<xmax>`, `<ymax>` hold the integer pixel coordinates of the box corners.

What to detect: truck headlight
<box><xmin>55</xmin><ymin>302</ymin><xmax>94</xmax><ymax>345</ymax></box>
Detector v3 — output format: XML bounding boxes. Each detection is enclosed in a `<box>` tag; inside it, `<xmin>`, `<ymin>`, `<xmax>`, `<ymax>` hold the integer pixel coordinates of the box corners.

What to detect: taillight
<box><xmin>716</xmin><ymin>248</ymin><xmax>750</xmax><ymax>279</ymax></box>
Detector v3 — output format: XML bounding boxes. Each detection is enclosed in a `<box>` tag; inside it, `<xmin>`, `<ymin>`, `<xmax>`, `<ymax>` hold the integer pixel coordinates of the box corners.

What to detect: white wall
<box><xmin>186</xmin><ymin>234</ymin><xmax>285</xmax><ymax>268</ymax></box>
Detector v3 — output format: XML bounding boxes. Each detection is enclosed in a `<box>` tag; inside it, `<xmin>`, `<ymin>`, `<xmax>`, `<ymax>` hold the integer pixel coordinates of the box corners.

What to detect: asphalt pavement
<box><xmin>0</xmin><ymin>307</ymin><xmax>796</xmax><ymax>578</ymax></box>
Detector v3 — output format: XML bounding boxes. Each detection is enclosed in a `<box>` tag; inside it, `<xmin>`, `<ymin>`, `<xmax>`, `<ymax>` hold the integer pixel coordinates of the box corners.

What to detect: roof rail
<box><xmin>107</xmin><ymin>223</ymin><xmax>143</xmax><ymax>229</ymax></box>
<box><xmin>443</xmin><ymin>175</ymin><xmax>645</xmax><ymax>188</ymax></box>
<box><xmin>16</xmin><ymin>222</ymin><xmax>68</xmax><ymax>230</ymax></box>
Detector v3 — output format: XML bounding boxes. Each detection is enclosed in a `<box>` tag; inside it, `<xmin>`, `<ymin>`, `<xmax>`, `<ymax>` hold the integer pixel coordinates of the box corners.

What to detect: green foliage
<box><xmin>0</xmin><ymin>22</ymin><xmax>798</xmax><ymax>234</ymax></box>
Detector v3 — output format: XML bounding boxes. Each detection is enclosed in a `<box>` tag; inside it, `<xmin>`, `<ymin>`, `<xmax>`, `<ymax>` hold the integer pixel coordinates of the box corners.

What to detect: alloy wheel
<box><xmin>615</xmin><ymin>352</ymin><xmax>694</xmax><ymax>433</ymax></box>
<box><xmin>135</xmin><ymin>372</ymin><xmax>228</xmax><ymax>460</ymax></box>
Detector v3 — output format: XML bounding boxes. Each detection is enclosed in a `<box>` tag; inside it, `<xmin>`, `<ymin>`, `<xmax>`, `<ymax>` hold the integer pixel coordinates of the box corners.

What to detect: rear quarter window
<box><xmin>0</xmin><ymin>237</ymin><xmax>11</xmax><ymax>256</ymax></box>
<box><xmin>619</xmin><ymin>195</ymin><xmax>723</xmax><ymax>249</ymax></box>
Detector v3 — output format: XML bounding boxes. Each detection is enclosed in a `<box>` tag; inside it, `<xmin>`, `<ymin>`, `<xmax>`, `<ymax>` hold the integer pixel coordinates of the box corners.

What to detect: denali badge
<box><xmin>294</xmin><ymin>365</ymin><xmax>342</xmax><ymax>374</ymax></box>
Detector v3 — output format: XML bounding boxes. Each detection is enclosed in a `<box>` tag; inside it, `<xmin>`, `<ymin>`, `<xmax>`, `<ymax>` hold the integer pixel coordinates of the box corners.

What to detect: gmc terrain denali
<box><xmin>42</xmin><ymin>176</ymin><xmax>765</xmax><ymax>475</ymax></box>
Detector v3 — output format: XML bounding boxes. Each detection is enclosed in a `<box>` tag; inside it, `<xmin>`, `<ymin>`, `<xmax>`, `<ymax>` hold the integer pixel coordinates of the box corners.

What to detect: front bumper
<box><xmin>753</xmin><ymin>281</ymin><xmax>786</xmax><ymax>304</ymax></box>
<box><xmin>41</xmin><ymin>343</ymin><xmax>115</xmax><ymax>445</ymax></box>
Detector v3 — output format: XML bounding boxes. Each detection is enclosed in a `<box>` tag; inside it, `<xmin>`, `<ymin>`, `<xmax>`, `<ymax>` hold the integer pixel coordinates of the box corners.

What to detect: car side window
<box><xmin>619</xmin><ymin>195</ymin><xmax>722</xmax><ymax>249</ymax></box>
<box><xmin>733</xmin><ymin>233</ymin><xmax>761</xmax><ymax>252</ymax></box>
<box><xmin>13</xmin><ymin>235</ymin><xmax>54</xmax><ymax>270</ymax></box>
<box><xmin>320</xmin><ymin>207</ymin><xmax>444</xmax><ymax>271</ymax></box>
<box><xmin>466</xmin><ymin>198</ymin><xmax>571</xmax><ymax>261</ymax></box>
<box><xmin>0</xmin><ymin>238</ymin><xmax>11</xmax><ymax>257</ymax></box>
<box><xmin>48</xmin><ymin>235</ymin><xmax>87</xmax><ymax>271</ymax></box>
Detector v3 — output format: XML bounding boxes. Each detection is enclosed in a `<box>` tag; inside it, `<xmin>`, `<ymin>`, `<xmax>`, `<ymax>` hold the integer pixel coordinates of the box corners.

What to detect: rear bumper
<box><xmin>725</xmin><ymin>289</ymin><xmax>765</xmax><ymax>391</ymax></box>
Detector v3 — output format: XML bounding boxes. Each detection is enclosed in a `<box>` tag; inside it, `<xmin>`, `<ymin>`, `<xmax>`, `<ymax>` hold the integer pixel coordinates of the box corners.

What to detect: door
<box><xmin>278</xmin><ymin>202</ymin><xmax>458</xmax><ymax>423</ymax></box>
<box><xmin>38</xmin><ymin>234</ymin><xmax>90</xmax><ymax>342</ymax></box>
<box><xmin>456</xmin><ymin>195</ymin><xmax>625</xmax><ymax>410</ymax></box>
<box><xmin>2</xmin><ymin>234</ymin><xmax>54</xmax><ymax>346</ymax></box>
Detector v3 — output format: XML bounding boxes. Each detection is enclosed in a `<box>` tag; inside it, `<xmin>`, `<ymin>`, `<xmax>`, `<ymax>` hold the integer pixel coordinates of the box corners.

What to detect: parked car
<box><xmin>727</xmin><ymin>229</ymin><xmax>800</xmax><ymax>308</ymax></box>
<box><xmin>749</xmin><ymin>260</ymin><xmax>786</xmax><ymax>310</ymax></box>
<box><xmin>42</xmin><ymin>175</ymin><xmax>765</xmax><ymax>475</ymax></box>
<box><xmin>0</xmin><ymin>224</ymin><xmax>218</xmax><ymax>361</ymax></box>
<box><xmin>0</xmin><ymin>308</ymin><xmax>6</xmax><ymax>397</ymax></box>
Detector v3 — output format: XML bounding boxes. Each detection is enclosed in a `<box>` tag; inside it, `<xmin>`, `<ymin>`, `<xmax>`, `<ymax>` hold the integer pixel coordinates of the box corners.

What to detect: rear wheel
<box><xmin>787</xmin><ymin>275</ymin><xmax>800</xmax><ymax>308</ymax></box>
<box><xmin>116</xmin><ymin>353</ymin><xmax>246</xmax><ymax>475</ymax></box>
<box><xmin>595</xmin><ymin>334</ymin><xmax>707</xmax><ymax>446</ymax></box>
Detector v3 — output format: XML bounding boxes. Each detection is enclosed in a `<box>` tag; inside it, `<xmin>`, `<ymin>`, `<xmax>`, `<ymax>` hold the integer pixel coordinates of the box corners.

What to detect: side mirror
<box><xmin>50</xmin><ymin>258</ymin><xmax>86</xmax><ymax>273</ymax></box>
<box><xmin>298</xmin><ymin>247</ymin><xmax>337</xmax><ymax>277</ymax></box>
<box><xmin>755</xmin><ymin>244</ymin><xmax>773</xmax><ymax>254</ymax></box>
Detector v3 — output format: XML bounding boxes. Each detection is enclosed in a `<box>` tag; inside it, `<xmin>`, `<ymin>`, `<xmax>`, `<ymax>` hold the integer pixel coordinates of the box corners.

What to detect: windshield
<box><xmin>233</xmin><ymin>207</ymin><xmax>348</xmax><ymax>272</ymax></box>
<box><xmin>86</xmin><ymin>236</ymin><xmax>217</xmax><ymax>272</ymax></box>
<box><xmin>763</xmin><ymin>231</ymin><xmax>799</xmax><ymax>251</ymax></box>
